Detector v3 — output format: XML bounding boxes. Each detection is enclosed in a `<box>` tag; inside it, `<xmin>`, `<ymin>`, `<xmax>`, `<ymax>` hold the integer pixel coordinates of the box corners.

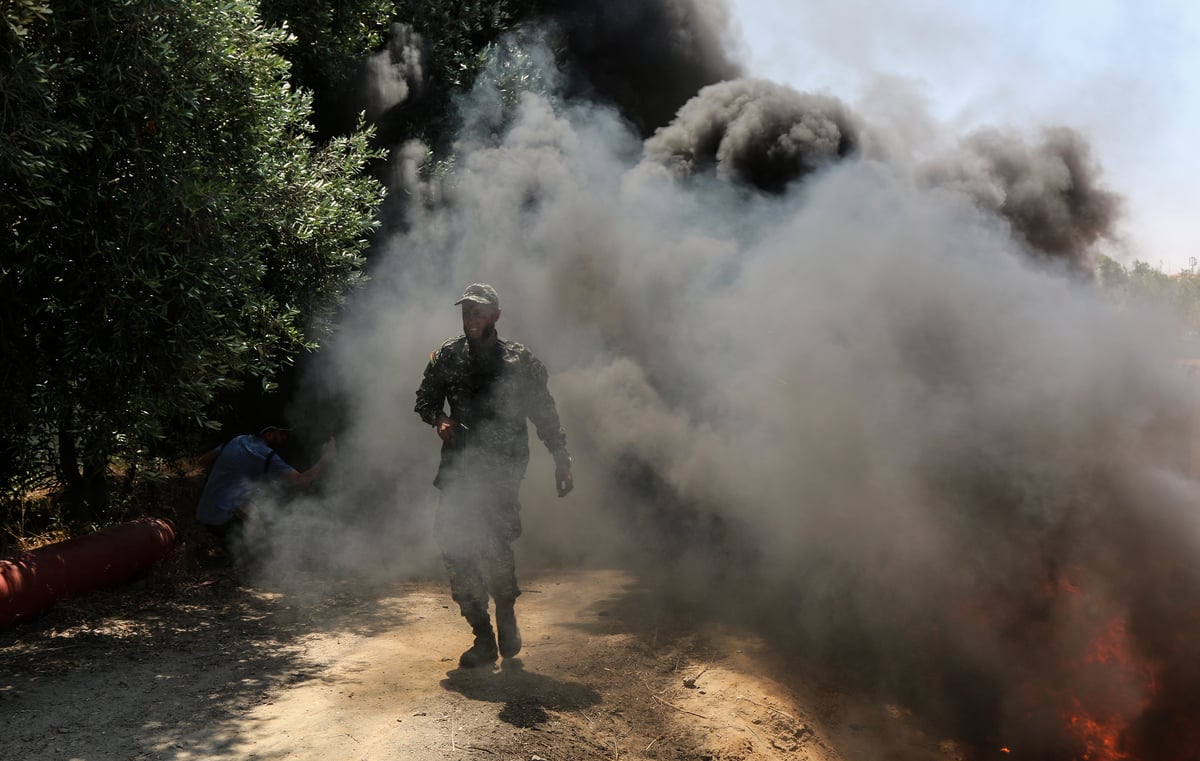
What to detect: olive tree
<box><xmin>255</xmin><ymin>0</ymin><xmax>551</xmax><ymax>144</ymax></box>
<box><xmin>1</xmin><ymin>0</ymin><xmax>384</xmax><ymax>517</ymax></box>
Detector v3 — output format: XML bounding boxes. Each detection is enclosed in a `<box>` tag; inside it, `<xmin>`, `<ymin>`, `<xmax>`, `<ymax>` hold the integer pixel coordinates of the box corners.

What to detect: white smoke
<box><xmin>364</xmin><ymin>23</ymin><xmax>426</xmax><ymax>123</ymax></box>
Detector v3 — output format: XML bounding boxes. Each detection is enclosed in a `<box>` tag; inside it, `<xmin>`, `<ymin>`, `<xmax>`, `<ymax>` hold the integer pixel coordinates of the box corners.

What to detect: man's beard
<box><xmin>468</xmin><ymin>323</ymin><xmax>498</xmax><ymax>346</ymax></box>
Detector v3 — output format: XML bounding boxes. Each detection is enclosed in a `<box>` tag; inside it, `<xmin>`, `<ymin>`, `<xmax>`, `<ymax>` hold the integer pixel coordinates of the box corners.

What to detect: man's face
<box><xmin>461</xmin><ymin>301</ymin><xmax>500</xmax><ymax>340</ymax></box>
<box><xmin>263</xmin><ymin>430</ymin><xmax>288</xmax><ymax>449</ymax></box>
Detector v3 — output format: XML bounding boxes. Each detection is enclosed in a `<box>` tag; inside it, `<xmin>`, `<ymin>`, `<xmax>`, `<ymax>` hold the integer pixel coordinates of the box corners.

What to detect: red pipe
<box><xmin>0</xmin><ymin>516</ymin><xmax>178</xmax><ymax>628</ymax></box>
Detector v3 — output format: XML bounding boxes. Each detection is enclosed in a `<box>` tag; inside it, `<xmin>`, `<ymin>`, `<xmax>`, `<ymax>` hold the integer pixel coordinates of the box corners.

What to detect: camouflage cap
<box><xmin>454</xmin><ymin>283</ymin><xmax>500</xmax><ymax>308</ymax></box>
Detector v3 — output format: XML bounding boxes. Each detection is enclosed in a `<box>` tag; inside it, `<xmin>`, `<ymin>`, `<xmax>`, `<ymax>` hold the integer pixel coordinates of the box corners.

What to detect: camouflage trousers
<box><xmin>435</xmin><ymin>478</ymin><xmax>523</xmax><ymax>614</ymax></box>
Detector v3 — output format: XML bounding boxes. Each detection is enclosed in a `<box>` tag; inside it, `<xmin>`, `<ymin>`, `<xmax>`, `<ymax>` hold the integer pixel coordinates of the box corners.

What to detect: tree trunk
<box><xmin>81</xmin><ymin>455</ymin><xmax>109</xmax><ymax>517</ymax></box>
<box><xmin>56</xmin><ymin>415</ymin><xmax>108</xmax><ymax>524</ymax></box>
<box><xmin>57</xmin><ymin>416</ymin><xmax>81</xmax><ymax>494</ymax></box>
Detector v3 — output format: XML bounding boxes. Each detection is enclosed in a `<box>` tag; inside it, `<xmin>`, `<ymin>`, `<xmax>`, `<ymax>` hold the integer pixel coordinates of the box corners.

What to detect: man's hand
<box><xmin>555</xmin><ymin>463</ymin><xmax>574</xmax><ymax>497</ymax></box>
<box><xmin>295</xmin><ymin>437</ymin><xmax>337</xmax><ymax>489</ymax></box>
<box><xmin>435</xmin><ymin>415</ymin><xmax>457</xmax><ymax>443</ymax></box>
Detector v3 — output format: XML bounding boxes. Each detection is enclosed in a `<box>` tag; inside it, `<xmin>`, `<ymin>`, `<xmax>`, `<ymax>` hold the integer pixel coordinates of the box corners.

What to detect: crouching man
<box><xmin>195</xmin><ymin>425</ymin><xmax>334</xmax><ymax>562</ymax></box>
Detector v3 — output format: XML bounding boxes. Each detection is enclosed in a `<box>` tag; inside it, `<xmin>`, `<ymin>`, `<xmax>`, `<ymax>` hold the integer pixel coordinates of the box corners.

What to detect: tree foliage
<box><xmin>257</xmin><ymin>0</ymin><xmax>552</xmax><ymax>145</ymax></box>
<box><xmin>257</xmin><ymin>0</ymin><xmax>396</xmax><ymax>137</ymax></box>
<box><xmin>1</xmin><ymin>0</ymin><xmax>383</xmax><ymax>516</ymax></box>
<box><xmin>2</xmin><ymin>0</ymin><xmax>564</xmax><ymax>523</ymax></box>
<box><xmin>1095</xmin><ymin>256</ymin><xmax>1200</xmax><ymax>337</ymax></box>
<box><xmin>2</xmin><ymin>0</ymin><xmax>52</xmax><ymax>38</ymax></box>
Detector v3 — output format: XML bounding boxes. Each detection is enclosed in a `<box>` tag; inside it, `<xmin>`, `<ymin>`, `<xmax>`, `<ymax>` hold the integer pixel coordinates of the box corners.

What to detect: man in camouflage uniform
<box><xmin>415</xmin><ymin>283</ymin><xmax>574</xmax><ymax>668</ymax></box>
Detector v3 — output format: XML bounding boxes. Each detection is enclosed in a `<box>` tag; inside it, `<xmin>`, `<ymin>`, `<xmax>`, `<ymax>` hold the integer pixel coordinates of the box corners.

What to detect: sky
<box><xmin>728</xmin><ymin>0</ymin><xmax>1200</xmax><ymax>273</ymax></box>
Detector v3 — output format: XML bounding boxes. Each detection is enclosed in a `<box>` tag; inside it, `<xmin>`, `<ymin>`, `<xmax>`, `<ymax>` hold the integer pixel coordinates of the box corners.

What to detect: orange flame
<box><xmin>1066</xmin><ymin>698</ymin><xmax>1131</xmax><ymax>761</ymax></box>
<box><xmin>1053</xmin><ymin>575</ymin><xmax>1159</xmax><ymax>761</ymax></box>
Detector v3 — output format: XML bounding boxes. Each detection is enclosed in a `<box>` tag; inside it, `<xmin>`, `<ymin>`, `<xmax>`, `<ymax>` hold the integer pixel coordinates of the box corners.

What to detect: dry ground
<box><xmin>0</xmin><ymin>536</ymin><xmax>975</xmax><ymax>761</ymax></box>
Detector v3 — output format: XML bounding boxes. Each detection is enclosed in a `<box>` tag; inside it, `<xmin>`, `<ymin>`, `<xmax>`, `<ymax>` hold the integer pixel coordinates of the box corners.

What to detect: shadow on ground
<box><xmin>0</xmin><ymin>548</ymin><xmax>438</xmax><ymax>760</ymax></box>
<box><xmin>441</xmin><ymin>657</ymin><xmax>602</xmax><ymax>728</ymax></box>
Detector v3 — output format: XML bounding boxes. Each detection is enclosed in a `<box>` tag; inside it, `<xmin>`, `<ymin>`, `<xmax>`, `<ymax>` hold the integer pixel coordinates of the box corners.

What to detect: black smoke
<box><xmin>921</xmin><ymin>126</ymin><xmax>1124</xmax><ymax>271</ymax></box>
<box><xmin>643</xmin><ymin>78</ymin><xmax>860</xmax><ymax>193</ymax></box>
<box><xmin>550</xmin><ymin>0</ymin><xmax>743</xmax><ymax>135</ymax></box>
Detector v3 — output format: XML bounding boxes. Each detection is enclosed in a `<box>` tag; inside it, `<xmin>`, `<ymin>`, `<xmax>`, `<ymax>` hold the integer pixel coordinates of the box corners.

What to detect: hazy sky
<box><xmin>729</xmin><ymin>0</ymin><xmax>1200</xmax><ymax>272</ymax></box>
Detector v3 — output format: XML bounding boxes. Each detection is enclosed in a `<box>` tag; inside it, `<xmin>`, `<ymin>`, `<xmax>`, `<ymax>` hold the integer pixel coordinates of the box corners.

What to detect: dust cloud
<box><xmin>247</xmin><ymin>1</ymin><xmax>1200</xmax><ymax>756</ymax></box>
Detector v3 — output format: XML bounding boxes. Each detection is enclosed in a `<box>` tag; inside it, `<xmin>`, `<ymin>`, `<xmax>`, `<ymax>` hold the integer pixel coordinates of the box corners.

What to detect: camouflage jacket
<box><xmin>414</xmin><ymin>334</ymin><xmax>570</xmax><ymax>487</ymax></box>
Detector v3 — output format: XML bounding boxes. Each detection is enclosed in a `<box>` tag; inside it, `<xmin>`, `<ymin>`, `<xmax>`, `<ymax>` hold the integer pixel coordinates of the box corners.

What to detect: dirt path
<box><xmin>0</xmin><ymin>562</ymin><xmax>964</xmax><ymax>761</ymax></box>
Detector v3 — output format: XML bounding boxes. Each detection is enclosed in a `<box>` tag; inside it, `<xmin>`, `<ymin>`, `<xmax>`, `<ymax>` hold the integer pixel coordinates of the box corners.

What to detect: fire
<box><xmin>1066</xmin><ymin>701</ymin><xmax>1131</xmax><ymax>761</ymax></box>
<box><xmin>1051</xmin><ymin>572</ymin><xmax>1159</xmax><ymax>761</ymax></box>
<box><xmin>951</xmin><ymin>561</ymin><xmax>1187</xmax><ymax>759</ymax></box>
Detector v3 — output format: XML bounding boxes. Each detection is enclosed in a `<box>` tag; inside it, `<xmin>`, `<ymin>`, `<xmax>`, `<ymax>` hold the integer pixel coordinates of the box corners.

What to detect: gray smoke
<box><xmin>251</xmin><ymin>4</ymin><xmax>1198</xmax><ymax>757</ymax></box>
<box><xmin>921</xmin><ymin>126</ymin><xmax>1124</xmax><ymax>271</ymax></box>
<box><xmin>364</xmin><ymin>22</ymin><xmax>427</xmax><ymax>123</ymax></box>
<box><xmin>642</xmin><ymin>78</ymin><xmax>860</xmax><ymax>193</ymax></box>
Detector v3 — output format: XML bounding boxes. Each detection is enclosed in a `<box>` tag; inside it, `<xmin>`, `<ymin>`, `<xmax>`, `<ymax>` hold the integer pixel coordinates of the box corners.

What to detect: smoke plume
<box><xmin>247</xmin><ymin>2</ymin><xmax>1200</xmax><ymax>758</ymax></box>
<box><xmin>551</xmin><ymin>0</ymin><xmax>743</xmax><ymax>134</ymax></box>
<box><xmin>643</xmin><ymin>78</ymin><xmax>859</xmax><ymax>193</ymax></box>
<box><xmin>363</xmin><ymin>22</ymin><xmax>427</xmax><ymax>123</ymax></box>
<box><xmin>920</xmin><ymin>126</ymin><xmax>1124</xmax><ymax>271</ymax></box>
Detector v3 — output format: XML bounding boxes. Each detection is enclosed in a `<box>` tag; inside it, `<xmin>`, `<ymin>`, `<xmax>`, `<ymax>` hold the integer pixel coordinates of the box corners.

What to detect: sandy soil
<box><xmin>0</xmin><ymin>544</ymin><xmax>969</xmax><ymax>761</ymax></box>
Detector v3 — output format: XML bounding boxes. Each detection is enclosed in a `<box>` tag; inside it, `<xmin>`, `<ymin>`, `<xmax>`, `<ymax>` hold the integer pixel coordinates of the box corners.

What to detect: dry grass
<box><xmin>1</xmin><ymin>461</ymin><xmax>204</xmax><ymax>559</ymax></box>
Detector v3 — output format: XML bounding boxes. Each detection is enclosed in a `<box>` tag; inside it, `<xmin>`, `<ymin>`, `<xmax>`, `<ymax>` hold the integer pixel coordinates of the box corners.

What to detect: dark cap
<box><xmin>454</xmin><ymin>283</ymin><xmax>500</xmax><ymax>308</ymax></box>
<box><xmin>258</xmin><ymin>425</ymin><xmax>292</xmax><ymax>437</ymax></box>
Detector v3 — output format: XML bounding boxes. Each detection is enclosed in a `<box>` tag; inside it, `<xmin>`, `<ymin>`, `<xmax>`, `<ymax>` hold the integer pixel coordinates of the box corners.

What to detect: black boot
<box><xmin>495</xmin><ymin>600</ymin><xmax>522</xmax><ymax>659</ymax></box>
<box><xmin>458</xmin><ymin>605</ymin><xmax>498</xmax><ymax>668</ymax></box>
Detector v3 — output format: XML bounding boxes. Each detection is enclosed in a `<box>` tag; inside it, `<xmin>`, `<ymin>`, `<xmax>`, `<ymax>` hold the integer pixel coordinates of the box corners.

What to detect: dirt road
<box><xmin>0</xmin><ymin>559</ymin><xmax>963</xmax><ymax>761</ymax></box>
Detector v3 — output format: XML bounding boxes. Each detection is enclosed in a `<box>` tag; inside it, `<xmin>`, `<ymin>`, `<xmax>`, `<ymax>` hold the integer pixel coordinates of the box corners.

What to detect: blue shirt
<box><xmin>195</xmin><ymin>435</ymin><xmax>296</xmax><ymax>526</ymax></box>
